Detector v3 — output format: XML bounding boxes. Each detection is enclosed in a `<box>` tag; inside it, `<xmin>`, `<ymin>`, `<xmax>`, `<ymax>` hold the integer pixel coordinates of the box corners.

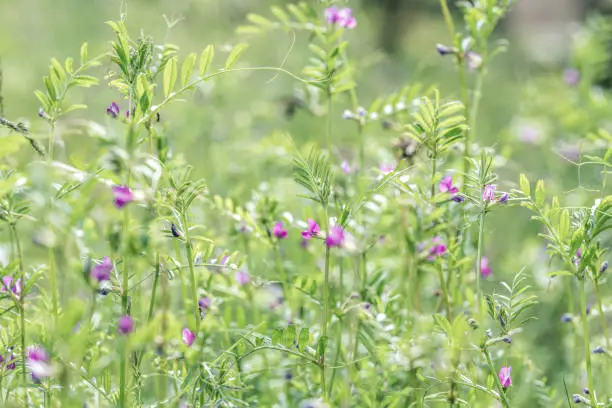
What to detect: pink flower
<box><xmin>341</xmin><ymin>160</ymin><xmax>352</xmax><ymax>175</ymax></box>
<box><xmin>112</xmin><ymin>185</ymin><xmax>134</xmax><ymax>209</ymax></box>
<box><xmin>563</xmin><ymin>68</ymin><xmax>580</xmax><ymax>86</ymax></box>
<box><xmin>1</xmin><ymin>276</ymin><xmax>22</xmax><ymax>296</ymax></box>
<box><xmin>326</xmin><ymin>225</ymin><xmax>345</xmax><ymax>248</ymax></box>
<box><xmin>325</xmin><ymin>7</ymin><xmax>357</xmax><ymax>28</ymax></box>
<box><xmin>480</xmin><ymin>256</ymin><xmax>492</xmax><ymax>278</ymax></box>
<box><xmin>91</xmin><ymin>256</ymin><xmax>113</xmax><ymax>282</ymax></box>
<box><xmin>301</xmin><ymin>219</ymin><xmax>320</xmax><ymax>240</ymax></box>
<box><xmin>27</xmin><ymin>346</ymin><xmax>52</xmax><ymax>380</ymax></box>
<box><xmin>427</xmin><ymin>237</ymin><xmax>447</xmax><ymax>261</ymax></box>
<box><xmin>182</xmin><ymin>328</ymin><xmax>195</xmax><ymax>347</ymax></box>
<box><xmin>272</xmin><ymin>222</ymin><xmax>288</xmax><ymax>239</ymax></box>
<box><xmin>379</xmin><ymin>163</ymin><xmax>395</xmax><ymax>174</ymax></box>
<box><xmin>439</xmin><ymin>175</ymin><xmax>459</xmax><ymax>194</ymax></box>
<box><xmin>235</xmin><ymin>271</ymin><xmax>251</xmax><ymax>286</ymax></box>
<box><xmin>106</xmin><ymin>102</ymin><xmax>120</xmax><ymax>118</ymax></box>
<box><xmin>498</xmin><ymin>366</ymin><xmax>512</xmax><ymax>388</ymax></box>
<box><xmin>482</xmin><ymin>184</ymin><xmax>497</xmax><ymax>202</ymax></box>
<box><xmin>117</xmin><ymin>315</ymin><xmax>134</xmax><ymax>335</ymax></box>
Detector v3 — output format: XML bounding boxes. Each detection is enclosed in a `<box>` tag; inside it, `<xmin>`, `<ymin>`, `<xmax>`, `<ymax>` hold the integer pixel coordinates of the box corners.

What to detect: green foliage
<box><xmin>293</xmin><ymin>148</ymin><xmax>334</xmax><ymax>205</ymax></box>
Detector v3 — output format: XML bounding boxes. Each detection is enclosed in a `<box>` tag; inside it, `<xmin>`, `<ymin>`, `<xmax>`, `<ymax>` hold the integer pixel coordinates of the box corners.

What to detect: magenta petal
<box><xmin>182</xmin><ymin>328</ymin><xmax>195</xmax><ymax>347</ymax></box>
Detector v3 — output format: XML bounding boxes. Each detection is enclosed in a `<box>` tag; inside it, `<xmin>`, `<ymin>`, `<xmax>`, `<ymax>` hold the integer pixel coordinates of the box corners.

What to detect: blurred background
<box><xmin>2</xmin><ymin>0</ymin><xmax>612</xmax><ymax>402</ymax></box>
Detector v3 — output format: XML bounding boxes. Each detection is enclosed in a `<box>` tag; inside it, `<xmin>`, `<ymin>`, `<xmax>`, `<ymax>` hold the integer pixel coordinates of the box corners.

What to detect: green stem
<box><xmin>580</xmin><ymin>278</ymin><xmax>597</xmax><ymax>407</ymax></box>
<box><xmin>182</xmin><ymin>213</ymin><xmax>200</xmax><ymax>333</ymax></box>
<box><xmin>475</xmin><ymin>210</ymin><xmax>486</xmax><ymax>320</ymax></box>
<box><xmin>483</xmin><ymin>349</ymin><xmax>512</xmax><ymax>408</ymax></box>
<box><xmin>437</xmin><ymin>265</ymin><xmax>452</xmax><ymax>318</ymax></box>
<box><xmin>321</xmin><ymin>205</ymin><xmax>331</xmax><ymax>400</ymax></box>
<box><xmin>459</xmin><ymin>64</ymin><xmax>471</xmax><ymax>187</ymax></box>
<box><xmin>594</xmin><ymin>279</ymin><xmax>610</xmax><ymax>349</ymax></box>
<box><xmin>439</xmin><ymin>0</ymin><xmax>456</xmax><ymax>39</ymax></box>
<box><xmin>121</xmin><ymin>198</ymin><xmax>130</xmax><ymax>314</ymax></box>
<box><xmin>147</xmin><ymin>252</ymin><xmax>161</xmax><ymax>322</ymax></box>
<box><xmin>10</xmin><ymin>224</ymin><xmax>27</xmax><ymax>406</ymax></box>
<box><xmin>119</xmin><ymin>341</ymin><xmax>127</xmax><ymax>408</ymax></box>
<box><xmin>431</xmin><ymin>153</ymin><xmax>437</xmax><ymax>199</ymax></box>
<box><xmin>49</xmin><ymin>248</ymin><xmax>58</xmax><ymax>324</ymax></box>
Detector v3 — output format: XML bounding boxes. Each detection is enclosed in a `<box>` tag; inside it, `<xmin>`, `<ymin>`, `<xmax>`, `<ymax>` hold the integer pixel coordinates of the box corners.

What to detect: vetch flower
<box><xmin>273</xmin><ymin>222</ymin><xmax>288</xmax><ymax>239</ymax></box>
<box><xmin>182</xmin><ymin>328</ymin><xmax>195</xmax><ymax>347</ymax></box>
<box><xmin>601</xmin><ymin>261</ymin><xmax>609</xmax><ymax>274</ymax></box>
<box><xmin>356</xmin><ymin>107</ymin><xmax>367</xmax><ymax>117</ymax></box>
<box><xmin>498</xmin><ymin>192</ymin><xmax>509</xmax><ymax>203</ymax></box>
<box><xmin>466</xmin><ymin>51</ymin><xmax>483</xmax><ymax>71</ymax></box>
<box><xmin>561</xmin><ymin>313</ymin><xmax>572</xmax><ymax>323</ymax></box>
<box><xmin>427</xmin><ymin>237</ymin><xmax>447</xmax><ymax>261</ymax></box>
<box><xmin>171</xmin><ymin>223</ymin><xmax>182</xmax><ymax>238</ymax></box>
<box><xmin>573</xmin><ymin>394</ymin><xmax>584</xmax><ymax>404</ymax></box>
<box><xmin>436</xmin><ymin>44</ymin><xmax>454</xmax><ymax>56</ymax></box>
<box><xmin>342</xmin><ymin>110</ymin><xmax>354</xmax><ymax>120</ymax></box>
<box><xmin>482</xmin><ymin>184</ymin><xmax>497</xmax><ymax>202</ymax></box>
<box><xmin>563</xmin><ymin>68</ymin><xmax>580</xmax><ymax>86</ymax></box>
<box><xmin>91</xmin><ymin>256</ymin><xmax>113</xmax><ymax>282</ymax></box>
<box><xmin>379</xmin><ymin>163</ymin><xmax>395</xmax><ymax>174</ymax></box>
<box><xmin>118</xmin><ymin>315</ymin><xmax>134</xmax><ymax>335</ymax></box>
<box><xmin>235</xmin><ymin>271</ymin><xmax>251</xmax><ymax>286</ymax></box>
<box><xmin>106</xmin><ymin>102</ymin><xmax>120</xmax><ymax>118</ymax></box>
<box><xmin>301</xmin><ymin>219</ymin><xmax>320</xmax><ymax>240</ymax></box>
<box><xmin>1</xmin><ymin>276</ymin><xmax>22</xmax><ymax>296</ymax></box>
<box><xmin>498</xmin><ymin>366</ymin><xmax>512</xmax><ymax>388</ymax></box>
<box><xmin>480</xmin><ymin>257</ymin><xmax>492</xmax><ymax>278</ymax></box>
<box><xmin>593</xmin><ymin>346</ymin><xmax>604</xmax><ymax>354</ymax></box>
<box><xmin>439</xmin><ymin>176</ymin><xmax>459</xmax><ymax>194</ymax></box>
<box><xmin>6</xmin><ymin>354</ymin><xmax>15</xmax><ymax>370</ymax></box>
<box><xmin>27</xmin><ymin>346</ymin><xmax>52</xmax><ymax>380</ymax></box>
<box><xmin>326</xmin><ymin>225</ymin><xmax>345</xmax><ymax>248</ymax></box>
<box><xmin>341</xmin><ymin>160</ymin><xmax>352</xmax><ymax>175</ymax></box>
<box><xmin>325</xmin><ymin>7</ymin><xmax>356</xmax><ymax>29</ymax></box>
<box><xmin>198</xmin><ymin>297</ymin><xmax>211</xmax><ymax>310</ymax></box>
<box><xmin>112</xmin><ymin>185</ymin><xmax>134</xmax><ymax>209</ymax></box>
<box><xmin>451</xmin><ymin>195</ymin><xmax>465</xmax><ymax>203</ymax></box>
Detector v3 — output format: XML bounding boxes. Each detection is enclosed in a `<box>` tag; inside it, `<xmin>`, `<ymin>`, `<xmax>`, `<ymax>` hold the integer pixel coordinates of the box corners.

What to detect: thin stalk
<box><xmin>580</xmin><ymin>278</ymin><xmax>597</xmax><ymax>407</ymax></box>
<box><xmin>475</xmin><ymin>210</ymin><xmax>486</xmax><ymax>320</ymax></box>
<box><xmin>459</xmin><ymin>65</ymin><xmax>471</xmax><ymax>186</ymax></box>
<box><xmin>594</xmin><ymin>280</ymin><xmax>610</xmax><ymax>349</ymax></box>
<box><xmin>274</xmin><ymin>244</ymin><xmax>290</xmax><ymax>310</ymax></box>
<box><xmin>47</xmin><ymin>122</ymin><xmax>59</xmax><ymax>325</ymax></box>
<box><xmin>431</xmin><ymin>153</ymin><xmax>437</xmax><ymax>198</ymax></box>
<box><xmin>121</xmin><ymin>198</ymin><xmax>130</xmax><ymax>314</ymax></box>
<box><xmin>483</xmin><ymin>349</ymin><xmax>512</xmax><ymax>408</ymax></box>
<box><xmin>439</xmin><ymin>0</ymin><xmax>456</xmax><ymax>39</ymax></box>
<box><xmin>326</xmin><ymin>93</ymin><xmax>332</xmax><ymax>150</ymax></box>
<box><xmin>9</xmin><ymin>225</ymin><xmax>26</xmax><ymax>400</ymax></box>
<box><xmin>182</xmin><ymin>213</ymin><xmax>200</xmax><ymax>333</ymax></box>
<box><xmin>436</xmin><ymin>265</ymin><xmax>452</xmax><ymax>318</ymax></box>
<box><xmin>147</xmin><ymin>252</ymin><xmax>161</xmax><ymax>322</ymax></box>
<box><xmin>119</xmin><ymin>341</ymin><xmax>127</xmax><ymax>408</ymax></box>
<box><xmin>321</xmin><ymin>205</ymin><xmax>331</xmax><ymax>399</ymax></box>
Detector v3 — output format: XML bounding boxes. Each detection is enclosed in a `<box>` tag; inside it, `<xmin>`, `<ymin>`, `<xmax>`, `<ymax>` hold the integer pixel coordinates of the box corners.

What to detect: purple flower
<box><xmin>593</xmin><ymin>346</ymin><xmax>605</xmax><ymax>354</ymax></box>
<box><xmin>439</xmin><ymin>176</ymin><xmax>458</xmax><ymax>194</ymax></box>
<box><xmin>427</xmin><ymin>237</ymin><xmax>447</xmax><ymax>261</ymax></box>
<box><xmin>480</xmin><ymin>257</ymin><xmax>492</xmax><ymax>278</ymax></box>
<box><xmin>106</xmin><ymin>102</ymin><xmax>120</xmax><ymax>118</ymax></box>
<box><xmin>498</xmin><ymin>366</ymin><xmax>512</xmax><ymax>388</ymax></box>
<box><xmin>466</xmin><ymin>51</ymin><xmax>483</xmax><ymax>71</ymax></box>
<box><xmin>91</xmin><ymin>256</ymin><xmax>113</xmax><ymax>282</ymax></box>
<box><xmin>118</xmin><ymin>315</ymin><xmax>134</xmax><ymax>335</ymax></box>
<box><xmin>482</xmin><ymin>184</ymin><xmax>497</xmax><ymax>202</ymax></box>
<box><xmin>563</xmin><ymin>68</ymin><xmax>580</xmax><ymax>86</ymax></box>
<box><xmin>301</xmin><ymin>219</ymin><xmax>321</xmax><ymax>240</ymax></box>
<box><xmin>436</xmin><ymin>44</ymin><xmax>454</xmax><ymax>56</ymax></box>
<box><xmin>28</xmin><ymin>346</ymin><xmax>52</xmax><ymax>380</ymax></box>
<box><xmin>182</xmin><ymin>328</ymin><xmax>195</xmax><ymax>347</ymax></box>
<box><xmin>379</xmin><ymin>163</ymin><xmax>395</xmax><ymax>174</ymax></box>
<box><xmin>6</xmin><ymin>354</ymin><xmax>15</xmax><ymax>370</ymax></box>
<box><xmin>451</xmin><ymin>195</ymin><xmax>465</xmax><ymax>203</ymax></box>
<box><xmin>112</xmin><ymin>185</ymin><xmax>134</xmax><ymax>209</ymax></box>
<box><xmin>27</xmin><ymin>347</ymin><xmax>49</xmax><ymax>363</ymax></box>
<box><xmin>576</xmin><ymin>248</ymin><xmax>582</xmax><ymax>259</ymax></box>
<box><xmin>235</xmin><ymin>271</ymin><xmax>251</xmax><ymax>286</ymax></box>
<box><xmin>325</xmin><ymin>7</ymin><xmax>356</xmax><ymax>29</ymax></box>
<box><xmin>1</xmin><ymin>276</ymin><xmax>22</xmax><ymax>296</ymax></box>
<box><xmin>498</xmin><ymin>192</ymin><xmax>509</xmax><ymax>203</ymax></box>
<box><xmin>326</xmin><ymin>225</ymin><xmax>345</xmax><ymax>248</ymax></box>
<box><xmin>601</xmin><ymin>261</ymin><xmax>609</xmax><ymax>274</ymax></box>
<box><xmin>341</xmin><ymin>160</ymin><xmax>352</xmax><ymax>174</ymax></box>
<box><xmin>561</xmin><ymin>313</ymin><xmax>572</xmax><ymax>323</ymax></box>
<box><xmin>273</xmin><ymin>222</ymin><xmax>288</xmax><ymax>239</ymax></box>
<box><xmin>198</xmin><ymin>297</ymin><xmax>211</xmax><ymax>310</ymax></box>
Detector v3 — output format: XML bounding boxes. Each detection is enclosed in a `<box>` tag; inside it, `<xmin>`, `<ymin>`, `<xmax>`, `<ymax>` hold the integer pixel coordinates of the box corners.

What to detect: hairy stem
<box><xmin>182</xmin><ymin>213</ymin><xmax>200</xmax><ymax>333</ymax></box>
<box><xmin>580</xmin><ymin>278</ymin><xmax>597</xmax><ymax>406</ymax></box>
<box><xmin>483</xmin><ymin>349</ymin><xmax>512</xmax><ymax>408</ymax></box>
